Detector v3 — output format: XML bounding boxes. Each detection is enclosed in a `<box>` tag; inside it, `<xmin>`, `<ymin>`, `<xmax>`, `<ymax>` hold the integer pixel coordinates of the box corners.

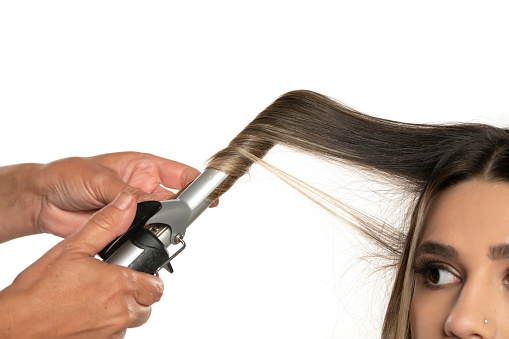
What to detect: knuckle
<box><xmin>94</xmin><ymin>171</ymin><xmax>113</xmax><ymax>187</ymax></box>
<box><xmin>135</xmin><ymin>159</ymin><xmax>158</xmax><ymax>175</ymax></box>
<box><xmin>152</xmin><ymin>279</ymin><xmax>164</xmax><ymax>301</ymax></box>
<box><xmin>136</xmin><ymin>152</ymin><xmax>153</xmax><ymax>160</ymax></box>
<box><xmin>89</xmin><ymin>208</ymin><xmax>118</xmax><ymax>230</ymax></box>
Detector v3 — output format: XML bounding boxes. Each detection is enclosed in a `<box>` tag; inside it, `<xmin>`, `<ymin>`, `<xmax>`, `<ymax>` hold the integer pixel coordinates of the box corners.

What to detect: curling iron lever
<box><xmin>98</xmin><ymin>169</ymin><xmax>228</xmax><ymax>275</ymax></box>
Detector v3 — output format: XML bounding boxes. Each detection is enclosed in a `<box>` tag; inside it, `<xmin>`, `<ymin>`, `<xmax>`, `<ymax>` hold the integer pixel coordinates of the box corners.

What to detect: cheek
<box><xmin>410</xmin><ymin>287</ymin><xmax>450</xmax><ymax>338</ymax></box>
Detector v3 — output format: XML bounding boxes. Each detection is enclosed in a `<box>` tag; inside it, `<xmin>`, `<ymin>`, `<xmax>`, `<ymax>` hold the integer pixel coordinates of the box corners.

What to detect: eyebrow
<box><xmin>488</xmin><ymin>243</ymin><xmax>509</xmax><ymax>260</ymax></box>
<box><xmin>415</xmin><ymin>241</ymin><xmax>459</xmax><ymax>259</ymax></box>
<box><xmin>415</xmin><ymin>241</ymin><xmax>509</xmax><ymax>261</ymax></box>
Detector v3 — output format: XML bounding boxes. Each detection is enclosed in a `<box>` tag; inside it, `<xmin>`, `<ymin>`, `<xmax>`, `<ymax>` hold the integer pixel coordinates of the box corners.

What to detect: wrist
<box><xmin>0</xmin><ymin>287</ymin><xmax>25</xmax><ymax>339</ymax></box>
<box><xmin>0</xmin><ymin>285</ymin><xmax>43</xmax><ymax>339</ymax></box>
<box><xmin>0</xmin><ymin>163</ymin><xmax>43</xmax><ymax>243</ymax></box>
<box><xmin>0</xmin><ymin>290</ymin><xmax>14</xmax><ymax>338</ymax></box>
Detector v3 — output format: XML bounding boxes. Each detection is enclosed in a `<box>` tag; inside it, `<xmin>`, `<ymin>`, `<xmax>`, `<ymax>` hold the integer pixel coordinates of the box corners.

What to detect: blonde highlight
<box><xmin>193</xmin><ymin>90</ymin><xmax>509</xmax><ymax>338</ymax></box>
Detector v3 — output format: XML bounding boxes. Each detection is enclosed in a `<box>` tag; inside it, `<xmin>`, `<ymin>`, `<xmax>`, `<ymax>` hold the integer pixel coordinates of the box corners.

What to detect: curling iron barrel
<box><xmin>98</xmin><ymin>169</ymin><xmax>229</xmax><ymax>275</ymax></box>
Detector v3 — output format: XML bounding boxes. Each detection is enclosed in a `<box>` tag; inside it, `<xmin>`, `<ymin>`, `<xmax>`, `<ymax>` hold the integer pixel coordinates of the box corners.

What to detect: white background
<box><xmin>1</xmin><ymin>1</ymin><xmax>509</xmax><ymax>338</ymax></box>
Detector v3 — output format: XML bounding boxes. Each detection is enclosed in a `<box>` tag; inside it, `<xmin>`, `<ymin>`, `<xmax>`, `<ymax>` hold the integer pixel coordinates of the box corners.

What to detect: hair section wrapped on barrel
<box><xmin>202</xmin><ymin>89</ymin><xmax>509</xmax><ymax>338</ymax></box>
<box><xmin>206</xmin><ymin>89</ymin><xmax>491</xmax><ymax>201</ymax></box>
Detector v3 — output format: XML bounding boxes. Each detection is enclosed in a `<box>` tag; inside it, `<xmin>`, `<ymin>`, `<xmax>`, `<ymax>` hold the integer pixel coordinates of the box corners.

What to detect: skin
<box><xmin>0</xmin><ymin>152</ymin><xmax>206</xmax><ymax>242</ymax></box>
<box><xmin>0</xmin><ymin>152</ymin><xmax>212</xmax><ymax>338</ymax></box>
<box><xmin>410</xmin><ymin>180</ymin><xmax>509</xmax><ymax>338</ymax></box>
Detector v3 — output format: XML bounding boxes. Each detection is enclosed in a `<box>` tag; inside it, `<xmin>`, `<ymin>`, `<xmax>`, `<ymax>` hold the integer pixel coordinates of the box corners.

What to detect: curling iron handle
<box><xmin>98</xmin><ymin>201</ymin><xmax>169</xmax><ymax>275</ymax></box>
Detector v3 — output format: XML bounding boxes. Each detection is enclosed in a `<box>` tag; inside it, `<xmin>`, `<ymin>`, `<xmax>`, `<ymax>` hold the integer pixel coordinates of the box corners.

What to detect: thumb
<box><xmin>66</xmin><ymin>191</ymin><xmax>137</xmax><ymax>257</ymax></box>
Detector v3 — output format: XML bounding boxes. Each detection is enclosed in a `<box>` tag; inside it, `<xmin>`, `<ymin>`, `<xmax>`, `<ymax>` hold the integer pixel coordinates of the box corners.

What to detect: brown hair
<box><xmin>202</xmin><ymin>90</ymin><xmax>509</xmax><ymax>338</ymax></box>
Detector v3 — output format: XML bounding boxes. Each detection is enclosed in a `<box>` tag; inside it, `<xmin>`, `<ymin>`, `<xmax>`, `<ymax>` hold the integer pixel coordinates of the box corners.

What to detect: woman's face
<box><xmin>410</xmin><ymin>180</ymin><xmax>509</xmax><ymax>338</ymax></box>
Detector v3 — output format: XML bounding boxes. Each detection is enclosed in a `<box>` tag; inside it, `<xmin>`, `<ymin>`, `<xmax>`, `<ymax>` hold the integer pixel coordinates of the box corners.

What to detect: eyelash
<box><xmin>413</xmin><ymin>256</ymin><xmax>461</xmax><ymax>290</ymax></box>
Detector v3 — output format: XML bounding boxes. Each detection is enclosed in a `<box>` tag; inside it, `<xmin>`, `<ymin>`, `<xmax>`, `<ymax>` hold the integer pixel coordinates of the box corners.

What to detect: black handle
<box><xmin>98</xmin><ymin>201</ymin><xmax>162</xmax><ymax>260</ymax></box>
<box><xmin>128</xmin><ymin>228</ymin><xmax>172</xmax><ymax>274</ymax></box>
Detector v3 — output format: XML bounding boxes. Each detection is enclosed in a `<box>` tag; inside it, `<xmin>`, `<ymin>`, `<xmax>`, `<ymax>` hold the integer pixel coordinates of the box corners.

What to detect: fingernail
<box><xmin>209</xmin><ymin>199</ymin><xmax>219</xmax><ymax>208</ymax></box>
<box><xmin>112</xmin><ymin>191</ymin><xmax>133</xmax><ymax>210</ymax></box>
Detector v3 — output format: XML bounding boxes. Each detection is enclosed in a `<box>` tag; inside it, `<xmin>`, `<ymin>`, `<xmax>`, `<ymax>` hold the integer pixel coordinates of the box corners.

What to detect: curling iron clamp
<box><xmin>98</xmin><ymin>169</ymin><xmax>228</xmax><ymax>275</ymax></box>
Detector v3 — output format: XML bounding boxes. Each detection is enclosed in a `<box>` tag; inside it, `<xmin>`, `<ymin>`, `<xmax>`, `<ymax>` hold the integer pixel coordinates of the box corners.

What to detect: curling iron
<box><xmin>98</xmin><ymin>168</ymin><xmax>228</xmax><ymax>275</ymax></box>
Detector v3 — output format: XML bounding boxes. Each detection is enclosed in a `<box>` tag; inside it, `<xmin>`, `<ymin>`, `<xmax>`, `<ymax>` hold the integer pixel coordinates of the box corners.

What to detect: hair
<box><xmin>199</xmin><ymin>90</ymin><xmax>509</xmax><ymax>338</ymax></box>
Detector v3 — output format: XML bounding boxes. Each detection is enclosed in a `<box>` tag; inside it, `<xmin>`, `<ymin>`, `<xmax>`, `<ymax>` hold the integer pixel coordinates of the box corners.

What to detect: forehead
<box><xmin>421</xmin><ymin>180</ymin><xmax>509</xmax><ymax>249</ymax></box>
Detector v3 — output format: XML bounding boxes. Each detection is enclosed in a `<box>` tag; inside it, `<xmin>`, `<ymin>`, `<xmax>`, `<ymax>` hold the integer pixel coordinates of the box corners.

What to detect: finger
<box><xmin>151</xmin><ymin>155</ymin><xmax>200</xmax><ymax>189</ymax></box>
<box><xmin>132</xmin><ymin>273</ymin><xmax>164</xmax><ymax>307</ymax></box>
<box><xmin>127</xmin><ymin>305</ymin><xmax>152</xmax><ymax>329</ymax></box>
<box><xmin>141</xmin><ymin>185</ymin><xmax>176</xmax><ymax>201</ymax></box>
<box><xmin>97</xmin><ymin>177</ymin><xmax>148</xmax><ymax>205</ymax></box>
<box><xmin>65</xmin><ymin>191</ymin><xmax>136</xmax><ymax>256</ymax></box>
<box><xmin>96</xmin><ymin>152</ymin><xmax>201</xmax><ymax>190</ymax></box>
<box><xmin>114</xmin><ymin>329</ymin><xmax>127</xmax><ymax>339</ymax></box>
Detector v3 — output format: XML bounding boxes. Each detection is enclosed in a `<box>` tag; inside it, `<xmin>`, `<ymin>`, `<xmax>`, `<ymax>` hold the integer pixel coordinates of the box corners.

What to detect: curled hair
<box><xmin>199</xmin><ymin>90</ymin><xmax>509</xmax><ymax>338</ymax></box>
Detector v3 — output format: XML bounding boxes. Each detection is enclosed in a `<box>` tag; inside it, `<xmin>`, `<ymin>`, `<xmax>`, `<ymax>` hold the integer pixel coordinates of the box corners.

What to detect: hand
<box><xmin>36</xmin><ymin>152</ymin><xmax>203</xmax><ymax>238</ymax></box>
<box><xmin>0</xmin><ymin>191</ymin><xmax>163</xmax><ymax>339</ymax></box>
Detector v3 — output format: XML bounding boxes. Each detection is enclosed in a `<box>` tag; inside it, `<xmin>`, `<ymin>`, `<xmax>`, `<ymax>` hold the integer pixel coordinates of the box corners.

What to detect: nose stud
<box><xmin>484</xmin><ymin>319</ymin><xmax>488</xmax><ymax>324</ymax></box>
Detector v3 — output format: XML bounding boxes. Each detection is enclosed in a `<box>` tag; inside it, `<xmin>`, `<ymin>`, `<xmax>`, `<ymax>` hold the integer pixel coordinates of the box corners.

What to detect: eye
<box><xmin>424</xmin><ymin>265</ymin><xmax>460</xmax><ymax>286</ymax></box>
<box><xmin>413</xmin><ymin>258</ymin><xmax>462</xmax><ymax>289</ymax></box>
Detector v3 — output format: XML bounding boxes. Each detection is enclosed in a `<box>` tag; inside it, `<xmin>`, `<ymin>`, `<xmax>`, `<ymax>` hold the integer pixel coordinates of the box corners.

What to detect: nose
<box><xmin>444</xmin><ymin>280</ymin><xmax>496</xmax><ymax>338</ymax></box>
